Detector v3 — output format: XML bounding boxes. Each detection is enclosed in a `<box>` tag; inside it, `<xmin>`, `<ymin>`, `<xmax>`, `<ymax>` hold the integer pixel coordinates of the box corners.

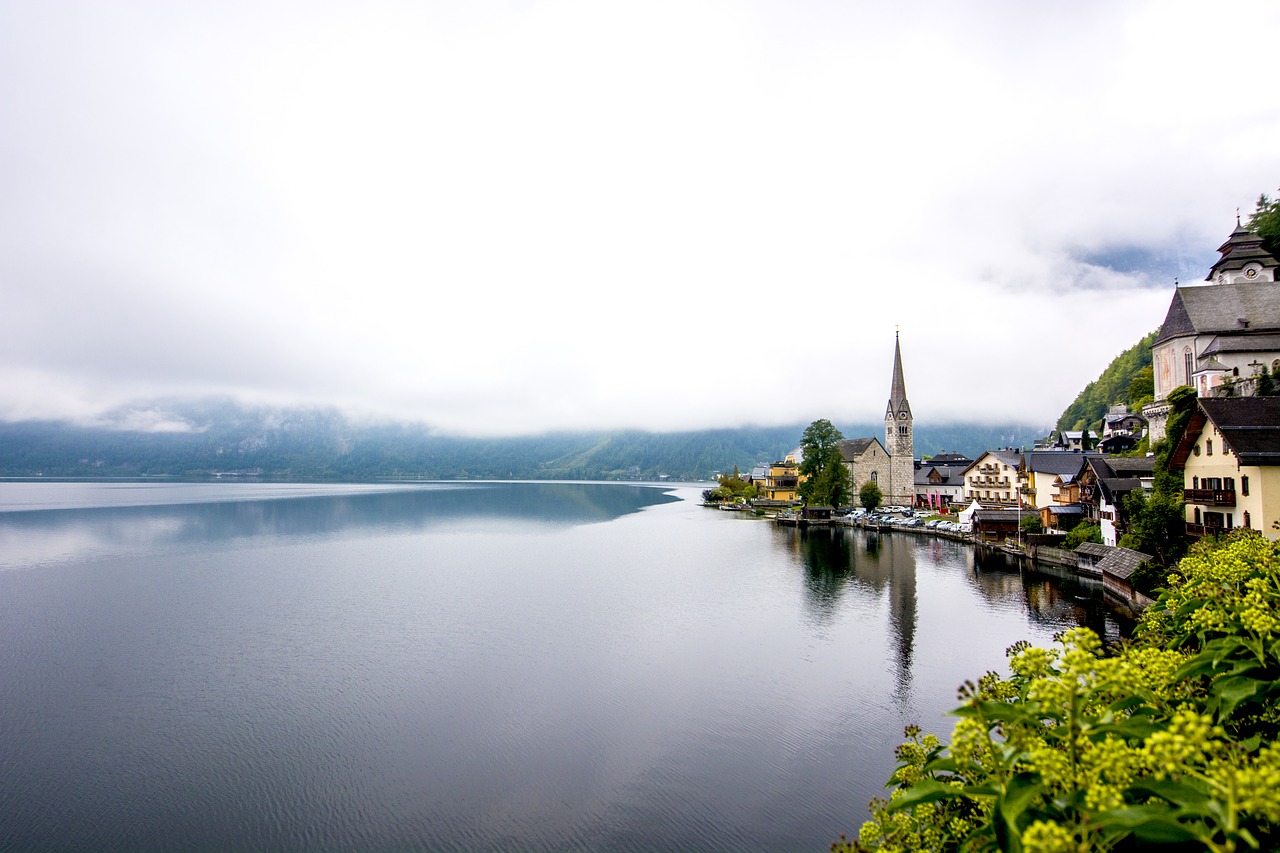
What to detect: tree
<box><xmin>1247</xmin><ymin>189</ymin><xmax>1280</xmax><ymax>257</ymax></box>
<box><xmin>797</xmin><ymin>419</ymin><xmax>846</xmax><ymax>506</ymax></box>
<box><xmin>1064</xmin><ymin>521</ymin><xmax>1102</xmax><ymax>548</ymax></box>
<box><xmin>1019</xmin><ymin>514</ymin><xmax>1043</xmax><ymax>535</ymax></box>
<box><xmin>859</xmin><ymin>481</ymin><xmax>883</xmax><ymax>513</ymax></box>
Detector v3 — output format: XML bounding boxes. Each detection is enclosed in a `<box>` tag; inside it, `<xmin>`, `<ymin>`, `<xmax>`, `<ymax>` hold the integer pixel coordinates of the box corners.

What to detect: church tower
<box><xmin>884</xmin><ymin>333</ymin><xmax>915</xmax><ymax>507</ymax></box>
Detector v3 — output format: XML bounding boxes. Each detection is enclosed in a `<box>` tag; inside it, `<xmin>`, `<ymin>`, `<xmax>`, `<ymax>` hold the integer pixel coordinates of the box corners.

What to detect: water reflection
<box><xmin>778</xmin><ymin>526</ymin><xmax>1131</xmax><ymax>715</ymax></box>
<box><xmin>0</xmin><ymin>482</ymin><xmax>680</xmax><ymax>570</ymax></box>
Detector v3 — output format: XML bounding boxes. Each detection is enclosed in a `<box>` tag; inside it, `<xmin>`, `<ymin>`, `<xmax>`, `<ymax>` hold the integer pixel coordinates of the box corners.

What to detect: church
<box><xmin>838</xmin><ymin>335</ymin><xmax>915</xmax><ymax>507</ymax></box>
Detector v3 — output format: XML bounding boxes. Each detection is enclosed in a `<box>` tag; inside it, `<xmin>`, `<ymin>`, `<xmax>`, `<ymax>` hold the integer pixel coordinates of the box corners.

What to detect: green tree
<box><xmin>1247</xmin><ymin>189</ymin><xmax>1280</xmax><ymax>256</ymax></box>
<box><xmin>798</xmin><ymin>419</ymin><xmax>845</xmax><ymax>506</ymax></box>
<box><xmin>1019</xmin><ymin>514</ymin><xmax>1043</xmax><ymax>535</ymax></box>
<box><xmin>859</xmin><ymin>481</ymin><xmax>883</xmax><ymax>513</ymax></box>
<box><xmin>1064</xmin><ymin>521</ymin><xmax>1102</xmax><ymax>548</ymax></box>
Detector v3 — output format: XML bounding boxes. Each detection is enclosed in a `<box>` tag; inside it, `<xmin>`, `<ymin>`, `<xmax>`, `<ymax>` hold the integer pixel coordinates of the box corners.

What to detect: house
<box><xmin>1053</xmin><ymin>430</ymin><xmax>1099</xmax><ymax>451</ymax></box>
<box><xmin>1022</xmin><ymin>450</ymin><xmax>1099</xmax><ymax>510</ymax></box>
<box><xmin>914</xmin><ymin>459</ymin><xmax>970</xmax><ymax>512</ymax></box>
<box><xmin>761</xmin><ymin>455</ymin><xmax>800</xmax><ymax>503</ymax></box>
<box><xmin>962</xmin><ymin>450</ymin><xmax>1024</xmax><ymax>507</ymax></box>
<box><xmin>971</xmin><ymin>508</ymin><xmax>1026</xmax><ymax>543</ymax></box>
<box><xmin>1080</xmin><ymin>455</ymin><xmax>1156</xmax><ymax>546</ymax></box>
<box><xmin>1169</xmin><ymin>396</ymin><xmax>1280</xmax><ymax>541</ymax></box>
<box><xmin>1144</xmin><ymin>221</ymin><xmax>1280</xmax><ymax>443</ymax></box>
<box><xmin>1040</xmin><ymin>503</ymin><xmax>1086</xmax><ymax>533</ymax></box>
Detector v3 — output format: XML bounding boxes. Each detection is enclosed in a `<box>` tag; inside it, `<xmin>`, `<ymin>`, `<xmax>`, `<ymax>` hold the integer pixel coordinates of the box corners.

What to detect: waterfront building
<box><xmin>962</xmin><ymin>449</ymin><xmax>1024</xmax><ymax>507</ymax></box>
<box><xmin>1145</xmin><ymin>220</ymin><xmax>1280</xmax><ymax>442</ymax></box>
<box><xmin>839</xmin><ymin>334</ymin><xmax>916</xmax><ymax>507</ymax></box>
<box><xmin>1169</xmin><ymin>396</ymin><xmax>1280</xmax><ymax>541</ymax></box>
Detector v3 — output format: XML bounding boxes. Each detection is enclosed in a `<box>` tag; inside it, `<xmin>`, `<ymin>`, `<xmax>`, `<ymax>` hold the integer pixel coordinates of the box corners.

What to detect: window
<box><xmin>1193</xmin><ymin>477</ymin><xmax>1199</xmax><ymax>489</ymax></box>
<box><xmin>870</xmin><ymin>471</ymin><xmax>877</xmax><ymax>483</ymax></box>
<box><xmin>1244</xmin><ymin>511</ymin><xmax>1252</xmax><ymax>529</ymax></box>
<box><xmin>1185</xmin><ymin>348</ymin><xmax>1194</xmax><ymax>384</ymax></box>
<box><xmin>1225</xmin><ymin>477</ymin><xmax>1234</xmax><ymax>491</ymax></box>
<box><xmin>1206</xmin><ymin>440</ymin><xmax>1213</xmax><ymax>456</ymax></box>
<box><xmin>1242</xmin><ymin>476</ymin><xmax>1250</xmax><ymax>496</ymax></box>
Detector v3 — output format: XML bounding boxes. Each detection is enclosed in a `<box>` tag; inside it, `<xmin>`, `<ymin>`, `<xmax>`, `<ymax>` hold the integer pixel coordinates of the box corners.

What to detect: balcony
<box><xmin>1186</xmin><ymin>522</ymin><xmax>1227</xmax><ymax>538</ymax></box>
<box><xmin>1184</xmin><ymin>489</ymin><xmax>1236</xmax><ymax>507</ymax></box>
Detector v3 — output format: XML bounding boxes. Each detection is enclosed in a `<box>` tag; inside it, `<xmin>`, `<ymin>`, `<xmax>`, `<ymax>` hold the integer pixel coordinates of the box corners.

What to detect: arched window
<box><xmin>870</xmin><ymin>471</ymin><xmax>878</xmax><ymax>483</ymax></box>
<box><xmin>1184</xmin><ymin>347</ymin><xmax>1194</xmax><ymax>384</ymax></box>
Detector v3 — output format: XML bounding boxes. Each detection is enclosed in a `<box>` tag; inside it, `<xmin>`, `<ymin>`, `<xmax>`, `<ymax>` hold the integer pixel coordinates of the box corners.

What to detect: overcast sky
<box><xmin>2</xmin><ymin>1</ymin><xmax>1277</xmax><ymax>436</ymax></box>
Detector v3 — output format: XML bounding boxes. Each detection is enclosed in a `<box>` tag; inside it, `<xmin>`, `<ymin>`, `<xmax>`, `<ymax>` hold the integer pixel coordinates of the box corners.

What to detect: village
<box><xmin>708</xmin><ymin>218</ymin><xmax>1280</xmax><ymax>615</ymax></box>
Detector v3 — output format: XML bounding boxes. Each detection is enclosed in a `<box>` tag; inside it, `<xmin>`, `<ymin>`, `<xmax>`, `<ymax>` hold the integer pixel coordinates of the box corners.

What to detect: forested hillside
<box><xmin>0</xmin><ymin>400</ymin><xmax>1044</xmax><ymax>481</ymax></box>
<box><xmin>1056</xmin><ymin>329</ymin><xmax>1158</xmax><ymax>433</ymax></box>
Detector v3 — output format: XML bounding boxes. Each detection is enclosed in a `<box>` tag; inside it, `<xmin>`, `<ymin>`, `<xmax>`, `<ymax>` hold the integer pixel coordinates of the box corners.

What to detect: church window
<box><xmin>870</xmin><ymin>471</ymin><xmax>878</xmax><ymax>483</ymax></box>
<box><xmin>1184</xmin><ymin>348</ymin><xmax>1193</xmax><ymax>384</ymax></box>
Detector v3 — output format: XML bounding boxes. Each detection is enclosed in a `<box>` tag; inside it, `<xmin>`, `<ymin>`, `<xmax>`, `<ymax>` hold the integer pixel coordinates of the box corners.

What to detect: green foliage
<box><xmin>1064</xmin><ymin>522</ymin><xmax>1102</xmax><ymax>548</ymax></box>
<box><xmin>704</xmin><ymin>467</ymin><xmax>757</xmax><ymax>503</ymax></box>
<box><xmin>860</xmin><ymin>481</ymin><xmax>883</xmax><ymax>513</ymax></box>
<box><xmin>843</xmin><ymin>533</ymin><xmax>1280</xmax><ymax>853</ymax></box>
<box><xmin>1019</xmin><ymin>514</ymin><xmax>1043</xmax><ymax>535</ymax></box>
<box><xmin>1119</xmin><ymin>490</ymin><xmax>1188</xmax><ymax>572</ymax></box>
<box><xmin>799</xmin><ymin>419</ymin><xmax>848</xmax><ymax>507</ymax></box>
<box><xmin>1056</xmin><ymin>330</ymin><xmax>1159</xmax><ymax>435</ymax></box>
<box><xmin>1258</xmin><ymin>369</ymin><xmax>1275</xmax><ymax>398</ymax></box>
<box><xmin>1247</xmin><ymin>190</ymin><xmax>1280</xmax><ymax>257</ymax></box>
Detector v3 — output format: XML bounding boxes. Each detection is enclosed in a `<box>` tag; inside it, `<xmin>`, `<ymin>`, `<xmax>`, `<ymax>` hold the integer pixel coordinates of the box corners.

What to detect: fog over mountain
<box><xmin>2</xmin><ymin>2</ymin><xmax>1277</xmax><ymax>436</ymax></box>
<box><xmin>0</xmin><ymin>399</ymin><xmax>1045</xmax><ymax>481</ymax></box>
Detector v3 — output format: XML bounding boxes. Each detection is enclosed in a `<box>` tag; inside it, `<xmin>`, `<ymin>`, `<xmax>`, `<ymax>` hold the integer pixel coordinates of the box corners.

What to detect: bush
<box><xmin>840</xmin><ymin>532</ymin><xmax>1280</xmax><ymax>852</ymax></box>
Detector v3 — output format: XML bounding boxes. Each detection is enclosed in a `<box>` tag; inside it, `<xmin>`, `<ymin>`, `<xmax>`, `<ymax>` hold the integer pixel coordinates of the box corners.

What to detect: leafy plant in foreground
<box><xmin>839</xmin><ymin>532</ymin><xmax>1280</xmax><ymax>852</ymax></box>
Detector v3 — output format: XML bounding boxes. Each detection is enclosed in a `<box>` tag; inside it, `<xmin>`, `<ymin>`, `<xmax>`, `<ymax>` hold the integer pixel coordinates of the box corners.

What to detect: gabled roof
<box><xmin>1100</xmin><ymin>455</ymin><xmax>1156</xmax><ymax>476</ymax></box>
<box><xmin>928</xmin><ymin>452</ymin><xmax>974</xmax><ymax>466</ymax></box>
<box><xmin>1170</xmin><ymin>397</ymin><xmax>1280</xmax><ymax>469</ymax></box>
<box><xmin>1075</xmin><ymin>542</ymin><xmax>1111</xmax><ymax>559</ymax></box>
<box><xmin>1199</xmin><ymin>397</ymin><xmax>1280</xmax><ymax>467</ymax></box>
<box><xmin>964</xmin><ymin>449</ymin><xmax>1023</xmax><ymax>474</ymax></box>
<box><xmin>1098</xmin><ymin>477</ymin><xmax>1144</xmax><ymax>504</ymax></box>
<box><xmin>837</xmin><ymin>437</ymin><xmax>886</xmax><ymax>462</ymax></box>
<box><xmin>1097</xmin><ymin>546</ymin><xmax>1155</xmax><ymax>581</ymax></box>
<box><xmin>915</xmin><ymin>464</ymin><xmax>964</xmax><ymax>487</ymax></box>
<box><xmin>1155</xmin><ymin>282</ymin><xmax>1280</xmax><ymax>345</ymax></box>
<box><xmin>1024</xmin><ymin>450</ymin><xmax>1096</xmax><ymax>476</ymax></box>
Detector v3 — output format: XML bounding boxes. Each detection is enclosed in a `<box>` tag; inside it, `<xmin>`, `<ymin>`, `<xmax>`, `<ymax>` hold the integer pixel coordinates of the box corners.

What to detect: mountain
<box><xmin>0</xmin><ymin>400</ymin><xmax>1045</xmax><ymax>481</ymax></box>
<box><xmin>1055</xmin><ymin>329</ymin><xmax>1159</xmax><ymax>434</ymax></box>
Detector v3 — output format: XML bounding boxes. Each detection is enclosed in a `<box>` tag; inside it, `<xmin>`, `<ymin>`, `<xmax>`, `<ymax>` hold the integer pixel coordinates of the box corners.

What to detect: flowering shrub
<box><xmin>838</xmin><ymin>532</ymin><xmax>1280</xmax><ymax>852</ymax></box>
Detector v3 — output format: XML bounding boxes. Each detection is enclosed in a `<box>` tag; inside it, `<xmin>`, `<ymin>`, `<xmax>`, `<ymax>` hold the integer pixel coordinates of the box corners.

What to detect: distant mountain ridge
<box><xmin>0</xmin><ymin>400</ymin><xmax>1046</xmax><ymax>481</ymax></box>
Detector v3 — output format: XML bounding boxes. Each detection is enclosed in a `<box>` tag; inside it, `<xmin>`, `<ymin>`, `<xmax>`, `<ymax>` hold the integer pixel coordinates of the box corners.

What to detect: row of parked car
<box><xmin>844</xmin><ymin>508</ymin><xmax>972</xmax><ymax>534</ymax></box>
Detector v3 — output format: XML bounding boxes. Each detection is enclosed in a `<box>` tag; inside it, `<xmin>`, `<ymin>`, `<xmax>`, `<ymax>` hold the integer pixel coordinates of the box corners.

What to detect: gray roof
<box><xmin>1097</xmin><ymin>546</ymin><xmax>1155</xmax><ymax>581</ymax></box>
<box><xmin>915</xmin><ymin>464</ymin><xmax>963</xmax><ymax>487</ymax></box>
<box><xmin>1197</xmin><ymin>397</ymin><xmax>1280</xmax><ymax>467</ymax></box>
<box><xmin>1207</xmin><ymin>223</ymin><xmax>1280</xmax><ymax>279</ymax></box>
<box><xmin>972</xmin><ymin>509</ymin><xmax>1026</xmax><ymax>523</ymax></box>
<box><xmin>1075</xmin><ymin>542</ymin><xmax>1111</xmax><ymax>559</ymax></box>
<box><xmin>1024</xmin><ymin>450</ymin><xmax>1096</xmax><ymax>476</ymax></box>
<box><xmin>886</xmin><ymin>334</ymin><xmax>911</xmax><ymax>420</ymax></box>
<box><xmin>1099</xmin><ymin>477</ymin><xmax>1144</xmax><ymax>502</ymax></box>
<box><xmin>1200</xmin><ymin>333</ymin><xmax>1280</xmax><ymax>356</ymax></box>
<box><xmin>1155</xmin><ymin>282</ymin><xmax>1280</xmax><ymax>345</ymax></box>
<box><xmin>837</xmin><ymin>437</ymin><xmax>884</xmax><ymax>462</ymax></box>
<box><xmin>965</xmin><ymin>449</ymin><xmax>1023</xmax><ymax>473</ymax></box>
<box><xmin>1047</xmin><ymin>504</ymin><xmax>1085</xmax><ymax>516</ymax></box>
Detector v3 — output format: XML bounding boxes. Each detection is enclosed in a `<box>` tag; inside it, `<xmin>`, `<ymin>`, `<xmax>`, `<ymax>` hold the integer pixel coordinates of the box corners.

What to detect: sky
<box><xmin>2</xmin><ymin>0</ymin><xmax>1278</xmax><ymax>437</ymax></box>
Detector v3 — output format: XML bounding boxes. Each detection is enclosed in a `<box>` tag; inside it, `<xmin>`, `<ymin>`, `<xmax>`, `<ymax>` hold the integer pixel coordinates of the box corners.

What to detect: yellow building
<box><xmin>762</xmin><ymin>455</ymin><xmax>801</xmax><ymax>502</ymax></box>
<box><xmin>1170</xmin><ymin>397</ymin><xmax>1280</xmax><ymax>541</ymax></box>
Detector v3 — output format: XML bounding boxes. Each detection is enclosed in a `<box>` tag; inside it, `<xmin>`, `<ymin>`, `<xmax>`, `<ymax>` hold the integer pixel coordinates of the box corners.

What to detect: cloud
<box><xmin>1</xmin><ymin>0</ymin><xmax>1277</xmax><ymax>435</ymax></box>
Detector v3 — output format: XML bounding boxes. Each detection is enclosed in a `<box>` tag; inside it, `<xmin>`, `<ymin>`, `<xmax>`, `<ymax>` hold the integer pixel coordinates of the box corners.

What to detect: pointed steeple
<box><xmin>886</xmin><ymin>331</ymin><xmax>911</xmax><ymax>419</ymax></box>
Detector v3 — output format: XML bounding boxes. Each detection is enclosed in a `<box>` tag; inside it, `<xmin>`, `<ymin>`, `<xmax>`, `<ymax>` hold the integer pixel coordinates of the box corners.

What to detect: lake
<box><xmin>0</xmin><ymin>481</ymin><xmax>1125</xmax><ymax>852</ymax></box>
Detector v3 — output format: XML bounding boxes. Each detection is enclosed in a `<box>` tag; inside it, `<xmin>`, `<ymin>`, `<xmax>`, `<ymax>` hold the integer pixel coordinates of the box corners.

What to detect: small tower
<box><xmin>884</xmin><ymin>332</ymin><xmax>915</xmax><ymax>507</ymax></box>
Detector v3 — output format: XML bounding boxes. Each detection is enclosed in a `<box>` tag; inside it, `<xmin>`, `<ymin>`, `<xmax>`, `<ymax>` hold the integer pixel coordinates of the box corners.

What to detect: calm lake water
<box><xmin>0</xmin><ymin>481</ymin><xmax>1125</xmax><ymax>852</ymax></box>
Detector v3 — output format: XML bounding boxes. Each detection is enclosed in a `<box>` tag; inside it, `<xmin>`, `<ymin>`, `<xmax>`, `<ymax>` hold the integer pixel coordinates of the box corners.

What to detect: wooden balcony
<box><xmin>1186</xmin><ymin>522</ymin><xmax>1227</xmax><ymax>538</ymax></box>
<box><xmin>1184</xmin><ymin>489</ymin><xmax>1236</xmax><ymax>507</ymax></box>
